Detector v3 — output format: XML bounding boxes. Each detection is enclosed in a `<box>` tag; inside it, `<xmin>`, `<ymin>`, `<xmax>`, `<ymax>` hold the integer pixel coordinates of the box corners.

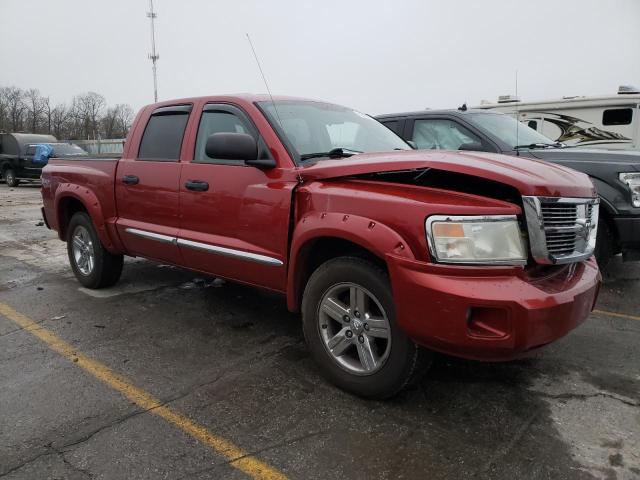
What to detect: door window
<box><xmin>138</xmin><ymin>112</ymin><xmax>190</xmax><ymax>161</ymax></box>
<box><xmin>411</xmin><ymin>119</ymin><xmax>481</xmax><ymax>150</ymax></box>
<box><xmin>194</xmin><ymin>110</ymin><xmax>253</xmax><ymax>164</ymax></box>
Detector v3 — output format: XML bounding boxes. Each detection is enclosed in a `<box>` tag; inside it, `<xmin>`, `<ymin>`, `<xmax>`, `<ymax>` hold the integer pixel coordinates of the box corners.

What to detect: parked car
<box><xmin>0</xmin><ymin>134</ymin><xmax>88</xmax><ymax>187</ymax></box>
<box><xmin>377</xmin><ymin>109</ymin><xmax>640</xmax><ymax>268</ymax></box>
<box><xmin>42</xmin><ymin>95</ymin><xmax>601</xmax><ymax>399</ymax></box>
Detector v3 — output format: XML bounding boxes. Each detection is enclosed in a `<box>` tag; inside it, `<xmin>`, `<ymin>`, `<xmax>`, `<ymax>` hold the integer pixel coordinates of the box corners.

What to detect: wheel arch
<box><xmin>55</xmin><ymin>188</ymin><xmax>121</xmax><ymax>253</ymax></box>
<box><xmin>286</xmin><ymin>212</ymin><xmax>414</xmax><ymax>312</ymax></box>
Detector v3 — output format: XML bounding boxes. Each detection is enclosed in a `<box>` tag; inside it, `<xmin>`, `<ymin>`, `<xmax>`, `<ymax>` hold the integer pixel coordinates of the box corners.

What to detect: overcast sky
<box><xmin>1</xmin><ymin>0</ymin><xmax>639</xmax><ymax>115</ymax></box>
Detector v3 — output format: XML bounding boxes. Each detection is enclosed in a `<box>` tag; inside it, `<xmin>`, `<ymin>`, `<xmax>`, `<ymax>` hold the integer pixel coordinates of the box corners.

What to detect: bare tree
<box><xmin>101</xmin><ymin>106</ymin><xmax>119</xmax><ymax>138</ymax></box>
<box><xmin>114</xmin><ymin>104</ymin><xmax>134</xmax><ymax>138</ymax></box>
<box><xmin>43</xmin><ymin>96</ymin><xmax>52</xmax><ymax>134</ymax></box>
<box><xmin>0</xmin><ymin>84</ymin><xmax>134</xmax><ymax>141</ymax></box>
<box><xmin>74</xmin><ymin>92</ymin><xmax>106</xmax><ymax>139</ymax></box>
<box><xmin>51</xmin><ymin>104</ymin><xmax>69</xmax><ymax>139</ymax></box>
<box><xmin>25</xmin><ymin>88</ymin><xmax>45</xmax><ymax>133</ymax></box>
<box><xmin>5</xmin><ymin>87</ymin><xmax>25</xmax><ymax>132</ymax></box>
<box><xmin>0</xmin><ymin>87</ymin><xmax>9</xmax><ymax>131</ymax></box>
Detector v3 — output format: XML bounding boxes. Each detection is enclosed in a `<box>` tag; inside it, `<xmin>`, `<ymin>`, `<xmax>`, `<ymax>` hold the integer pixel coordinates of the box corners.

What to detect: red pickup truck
<box><xmin>41</xmin><ymin>95</ymin><xmax>601</xmax><ymax>398</ymax></box>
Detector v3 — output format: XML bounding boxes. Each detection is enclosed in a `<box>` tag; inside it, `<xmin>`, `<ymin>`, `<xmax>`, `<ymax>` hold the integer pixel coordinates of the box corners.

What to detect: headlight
<box><xmin>619</xmin><ymin>172</ymin><xmax>640</xmax><ymax>208</ymax></box>
<box><xmin>426</xmin><ymin>215</ymin><xmax>527</xmax><ymax>265</ymax></box>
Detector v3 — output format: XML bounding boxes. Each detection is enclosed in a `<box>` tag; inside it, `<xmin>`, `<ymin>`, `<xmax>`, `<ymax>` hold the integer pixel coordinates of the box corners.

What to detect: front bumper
<box><xmin>387</xmin><ymin>255</ymin><xmax>601</xmax><ymax>361</ymax></box>
<box><xmin>614</xmin><ymin>216</ymin><xmax>640</xmax><ymax>261</ymax></box>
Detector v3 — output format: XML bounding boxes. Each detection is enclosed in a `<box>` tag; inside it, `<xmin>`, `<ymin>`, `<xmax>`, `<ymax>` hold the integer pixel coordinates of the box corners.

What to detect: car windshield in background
<box><xmin>50</xmin><ymin>143</ymin><xmax>89</xmax><ymax>157</ymax></box>
<box><xmin>259</xmin><ymin>101</ymin><xmax>411</xmax><ymax>162</ymax></box>
<box><xmin>466</xmin><ymin>113</ymin><xmax>559</xmax><ymax>149</ymax></box>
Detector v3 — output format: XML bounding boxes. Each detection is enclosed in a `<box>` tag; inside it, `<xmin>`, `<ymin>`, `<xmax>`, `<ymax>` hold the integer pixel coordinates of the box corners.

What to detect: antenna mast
<box><xmin>147</xmin><ymin>0</ymin><xmax>159</xmax><ymax>102</ymax></box>
<box><xmin>515</xmin><ymin>69</ymin><xmax>519</xmax><ymax>156</ymax></box>
<box><xmin>246</xmin><ymin>33</ymin><xmax>283</xmax><ymax>128</ymax></box>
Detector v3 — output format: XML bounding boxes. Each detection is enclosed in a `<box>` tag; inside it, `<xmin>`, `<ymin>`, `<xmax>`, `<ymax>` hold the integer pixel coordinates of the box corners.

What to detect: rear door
<box><xmin>115</xmin><ymin>105</ymin><xmax>191</xmax><ymax>264</ymax></box>
<box><xmin>177</xmin><ymin>102</ymin><xmax>294</xmax><ymax>292</ymax></box>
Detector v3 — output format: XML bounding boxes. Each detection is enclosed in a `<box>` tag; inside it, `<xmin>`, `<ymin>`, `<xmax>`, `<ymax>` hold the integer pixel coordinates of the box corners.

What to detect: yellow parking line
<box><xmin>0</xmin><ymin>302</ymin><xmax>287</xmax><ymax>480</ymax></box>
<box><xmin>593</xmin><ymin>309</ymin><xmax>640</xmax><ymax>322</ymax></box>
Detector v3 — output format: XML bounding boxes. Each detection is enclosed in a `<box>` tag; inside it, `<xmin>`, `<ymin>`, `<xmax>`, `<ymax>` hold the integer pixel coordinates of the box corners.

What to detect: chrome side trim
<box><xmin>125</xmin><ymin>227</ymin><xmax>177</xmax><ymax>245</ymax></box>
<box><xmin>177</xmin><ymin>238</ymin><xmax>283</xmax><ymax>266</ymax></box>
<box><xmin>424</xmin><ymin>215</ymin><xmax>527</xmax><ymax>266</ymax></box>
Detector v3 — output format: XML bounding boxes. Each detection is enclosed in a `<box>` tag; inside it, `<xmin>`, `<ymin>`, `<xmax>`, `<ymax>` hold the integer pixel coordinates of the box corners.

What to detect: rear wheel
<box><xmin>5</xmin><ymin>169</ymin><xmax>19</xmax><ymax>187</ymax></box>
<box><xmin>67</xmin><ymin>212</ymin><xmax>123</xmax><ymax>288</ymax></box>
<box><xmin>302</xmin><ymin>256</ymin><xmax>432</xmax><ymax>399</ymax></box>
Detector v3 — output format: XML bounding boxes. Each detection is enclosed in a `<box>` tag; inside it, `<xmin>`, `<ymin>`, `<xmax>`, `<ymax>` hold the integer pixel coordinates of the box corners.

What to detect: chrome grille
<box><xmin>522</xmin><ymin>196</ymin><xmax>599</xmax><ymax>264</ymax></box>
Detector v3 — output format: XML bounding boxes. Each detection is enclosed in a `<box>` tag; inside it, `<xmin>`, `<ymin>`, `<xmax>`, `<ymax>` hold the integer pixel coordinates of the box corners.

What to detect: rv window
<box><xmin>603</xmin><ymin>108</ymin><xmax>633</xmax><ymax>126</ymax></box>
<box><xmin>527</xmin><ymin>120</ymin><xmax>538</xmax><ymax>130</ymax></box>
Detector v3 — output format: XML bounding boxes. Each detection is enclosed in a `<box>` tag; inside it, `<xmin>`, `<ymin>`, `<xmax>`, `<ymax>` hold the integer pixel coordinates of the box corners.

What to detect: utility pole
<box><xmin>147</xmin><ymin>0</ymin><xmax>159</xmax><ymax>102</ymax></box>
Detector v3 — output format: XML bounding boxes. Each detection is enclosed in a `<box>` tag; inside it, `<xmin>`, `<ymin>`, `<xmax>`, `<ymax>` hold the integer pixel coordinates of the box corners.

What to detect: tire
<box><xmin>5</xmin><ymin>169</ymin><xmax>19</xmax><ymax>187</ymax></box>
<box><xmin>67</xmin><ymin>212</ymin><xmax>123</xmax><ymax>289</ymax></box>
<box><xmin>594</xmin><ymin>220</ymin><xmax>614</xmax><ymax>271</ymax></box>
<box><xmin>302</xmin><ymin>256</ymin><xmax>432</xmax><ymax>399</ymax></box>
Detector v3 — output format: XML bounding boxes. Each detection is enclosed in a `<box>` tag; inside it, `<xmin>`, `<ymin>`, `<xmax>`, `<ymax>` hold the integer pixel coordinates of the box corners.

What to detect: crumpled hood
<box><xmin>527</xmin><ymin>147</ymin><xmax>640</xmax><ymax>171</ymax></box>
<box><xmin>298</xmin><ymin>150</ymin><xmax>596</xmax><ymax>198</ymax></box>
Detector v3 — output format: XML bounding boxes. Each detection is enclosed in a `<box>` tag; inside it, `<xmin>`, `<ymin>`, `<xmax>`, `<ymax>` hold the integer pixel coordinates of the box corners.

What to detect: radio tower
<box><xmin>147</xmin><ymin>0</ymin><xmax>159</xmax><ymax>102</ymax></box>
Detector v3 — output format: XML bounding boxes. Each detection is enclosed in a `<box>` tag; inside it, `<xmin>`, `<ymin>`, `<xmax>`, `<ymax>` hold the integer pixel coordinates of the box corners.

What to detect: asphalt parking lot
<box><xmin>0</xmin><ymin>184</ymin><xmax>639</xmax><ymax>480</ymax></box>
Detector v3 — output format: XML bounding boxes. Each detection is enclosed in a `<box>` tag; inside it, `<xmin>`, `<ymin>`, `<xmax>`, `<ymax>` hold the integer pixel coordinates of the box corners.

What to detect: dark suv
<box><xmin>377</xmin><ymin>109</ymin><xmax>640</xmax><ymax>268</ymax></box>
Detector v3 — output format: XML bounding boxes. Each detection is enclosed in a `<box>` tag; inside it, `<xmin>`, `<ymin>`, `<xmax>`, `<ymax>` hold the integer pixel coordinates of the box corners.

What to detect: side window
<box><xmin>138</xmin><ymin>112</ymin><xmax>189</xmax><ymax>161</ymax></box>
<box><xmin>26</xmin><ymin>145</ymin><xmax>36</xmax><ymax>155</ymax></box>
<box><xmin>411</xmin><ymin>119</ymin><xmax>481</xmax><ymax>150</ymax></box>
<box><xmin>194</xmin><ymin>110</ymin><xmax>253</xmax><ymax>164</ymax></box>
<box><xmin>381</xmin><ymin>120</ymin><xmax>400</xmax><ymax>135</ymax></box>
<box><xmin>602</xmin><ymin>108</ymin><xmax>633</xmax><ymax>126</ymax></box>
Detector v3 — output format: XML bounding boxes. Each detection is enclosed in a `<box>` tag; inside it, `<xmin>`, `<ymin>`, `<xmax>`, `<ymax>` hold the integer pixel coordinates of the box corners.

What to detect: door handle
<box><xmin>185</xmin><ymin>180</ymin><xmax>209</xmax><ymax>192</ymax></box>
<box><xmin>122</xmin><ymin>175</ymin><xmax>139</xmax><ymax>185</ymax></box>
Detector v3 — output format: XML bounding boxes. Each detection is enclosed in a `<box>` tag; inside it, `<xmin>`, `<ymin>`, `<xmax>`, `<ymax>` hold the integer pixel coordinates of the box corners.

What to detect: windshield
<box><xmin>466</xmin><ymin>113</ymin><xmax>556</xmax><ymax>149</ymax></box>
<box><xmin>258</xmin><ymin>101</ymin><xmax>410</xmax><ymax>161</ymax></box>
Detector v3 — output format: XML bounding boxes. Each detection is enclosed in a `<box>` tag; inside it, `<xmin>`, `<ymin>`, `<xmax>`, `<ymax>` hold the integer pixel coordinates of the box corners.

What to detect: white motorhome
<box><xmin>475</xmin><ymin>86</ymin><xmax>640</xmax><ymax>151</ymax></box>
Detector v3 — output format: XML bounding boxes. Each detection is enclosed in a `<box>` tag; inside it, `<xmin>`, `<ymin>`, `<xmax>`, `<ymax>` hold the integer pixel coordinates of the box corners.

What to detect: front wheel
<box><xmin>302</xmin><ymin>256</ymin><xmax>432</xmax><ymax>399</ymax></box>
<box><xmin>5</xmin><ymin>169</ymin><xmax>19</xmax><ymax>187</ymax></box>
<box><xmin>67</xmin><ymin>212</ymin><xmax>124</xmax><ymax>288</ymax></box>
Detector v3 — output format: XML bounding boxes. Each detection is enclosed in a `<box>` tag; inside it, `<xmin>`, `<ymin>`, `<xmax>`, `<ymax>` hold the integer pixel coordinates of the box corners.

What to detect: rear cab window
<box><xmin>138</xmin><ymin>105</ymin><xmax>192</xmax><ymax>161</ymax></box>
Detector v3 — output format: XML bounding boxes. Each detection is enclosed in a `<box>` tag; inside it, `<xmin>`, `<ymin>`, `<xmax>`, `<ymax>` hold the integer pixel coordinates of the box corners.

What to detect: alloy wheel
<box><xmin>72</xmin><ymin>225</ymin><xmax>95</xmax><ymax>275</ymax></box>
<box><xmin>317</xmin><ymin>282</ymin><xmax>392</xmax><ymax>375</ymax></box>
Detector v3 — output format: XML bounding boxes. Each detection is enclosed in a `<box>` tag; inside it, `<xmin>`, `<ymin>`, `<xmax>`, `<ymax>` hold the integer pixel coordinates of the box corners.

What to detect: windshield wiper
<box><xmin>514</xmin><ymin>142</ymin><xmax>565</xmax><ymax>150</ymax></box>
<box><xmin>300</xmin><ymin>147</ymin><xmax>362</xmax><ymax>161</ymax></box>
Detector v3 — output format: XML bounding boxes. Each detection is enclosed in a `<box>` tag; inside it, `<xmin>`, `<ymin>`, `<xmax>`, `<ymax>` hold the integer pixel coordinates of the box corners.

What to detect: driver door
<box><xmin>178</xmin><ymin>103</ymin><xmax>295</xmax><ymax>291</ymax></box>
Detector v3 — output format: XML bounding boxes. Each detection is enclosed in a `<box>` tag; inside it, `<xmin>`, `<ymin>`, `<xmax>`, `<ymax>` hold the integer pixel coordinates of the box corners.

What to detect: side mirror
<box><xmin>206</xmin><ymin>132</ymin><xmax>258</xmax><ymax>161</ymax></box>
<box><xmin>458</xmin><ymin>142</ymin><xmax>486</xmax><ymax>152</ymax></box>
<box><xmin>205</xmin><ymin>132</ymin><xmax>276</xmax><ymax>168</ymax></box>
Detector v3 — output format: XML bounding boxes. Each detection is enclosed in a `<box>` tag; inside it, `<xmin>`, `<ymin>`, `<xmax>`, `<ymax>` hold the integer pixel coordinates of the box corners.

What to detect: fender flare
<box><xmin>286</xmin><ymin>211</ymin><xmax>415</xmax><ymax>311</ymax></box>
<box><xmin>54</xmin><ymin>184</ymin><xmax>120</xmax><ymax>252</ymax></box>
